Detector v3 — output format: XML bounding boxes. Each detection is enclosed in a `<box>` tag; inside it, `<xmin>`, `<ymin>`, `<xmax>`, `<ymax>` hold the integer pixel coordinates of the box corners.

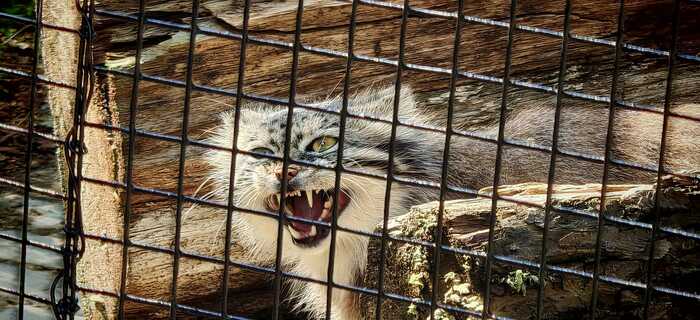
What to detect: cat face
<box><xmin>206</xmin><ymin>86</ymin><xmax>432</xmax><ymax>258</ymax></box>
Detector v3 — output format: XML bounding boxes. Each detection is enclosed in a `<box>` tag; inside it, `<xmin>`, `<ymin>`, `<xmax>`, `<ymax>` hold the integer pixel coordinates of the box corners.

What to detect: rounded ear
<box><xmin>349</xmin><ymin>84</ymin><xmax>418</xmax><ymax>120</ymax></box>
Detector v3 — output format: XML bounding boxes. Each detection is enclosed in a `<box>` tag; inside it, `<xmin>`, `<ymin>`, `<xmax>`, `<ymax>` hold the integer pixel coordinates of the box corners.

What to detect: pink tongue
<box><xmin>289</xmin><ymin>192</ymin><xmax>323</xmax><ymax>233</ymax></box>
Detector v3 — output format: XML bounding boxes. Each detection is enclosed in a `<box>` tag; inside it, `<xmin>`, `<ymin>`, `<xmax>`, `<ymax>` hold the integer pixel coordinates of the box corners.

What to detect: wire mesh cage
<box><xmin>0</xmin><ymin>0</ymin><xmax>699</xmax><ymax>319</ymax></box>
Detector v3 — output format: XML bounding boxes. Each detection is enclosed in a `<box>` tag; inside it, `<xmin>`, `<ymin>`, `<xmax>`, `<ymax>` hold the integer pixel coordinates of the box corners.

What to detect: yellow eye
<box><xmin>307</xmin><ymin>136</ymin><xmax>338</xmax><ymax>153</ymax></box>
<box><xmin>250</xmin><ymin>147</ymin><xmax>274</xmax><ymax>155</ymax></box>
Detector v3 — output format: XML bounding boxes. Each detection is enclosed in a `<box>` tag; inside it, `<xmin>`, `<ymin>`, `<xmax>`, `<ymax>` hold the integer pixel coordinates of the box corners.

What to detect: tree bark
<box><xmin>42</xmin><ymin>0</ymin><xmax>700</xmax><ymax>319</ymax></box>
<box><xmin>361</xmin><ymin>174</ymin><xmax>700</xmax><ymax>319</ymax></box>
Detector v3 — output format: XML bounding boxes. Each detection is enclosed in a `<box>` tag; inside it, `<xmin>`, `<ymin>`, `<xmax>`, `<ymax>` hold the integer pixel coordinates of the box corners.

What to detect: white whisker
<box><xmin>183</xmin><ymin>177</ymin><xmax>216</xmax><ymax>221</ymax></box>
<box><xmin>196</xmin><ymin>125</ymin><xmax>221</xmax><ymax>139</ymax></box>
<box><xmin>197</xmin><ymin>96</ymin><xmax>235</xmax><ymax>108</ymax></box>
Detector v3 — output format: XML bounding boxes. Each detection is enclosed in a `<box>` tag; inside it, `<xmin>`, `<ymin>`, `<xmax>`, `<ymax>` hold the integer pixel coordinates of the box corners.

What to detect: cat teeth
<box><xmin>305</xmin><ymin>191</ymin><xmax>314</xmax><ymax>208</ymax></box>
<box><xmin>309</xmin><ymin>226</ymin><xmax>317</xmax><ymax>237</ymax></box>
<box><xmin>323</xmin><ymin>196</ymin><xmax>333</xmax><ymax>209</ymax></box>
<box><xmin>274</xmin><ymin>189</ymin><xmax>332</xmax><ymax>212</ymax></box>
<box><xmin>286</xmin><ymin>190</ymin><xmax>301</xmax><ymax>197</ymax></box>
<box><xmin>320</xmin><ymin>208</ymin><xmax>331</xmax><ymax>220</ymax></box>
<box><xmin>319</xmin><ymin>195</ymin><xmax>333</xmax><ymax>220</ymax></box>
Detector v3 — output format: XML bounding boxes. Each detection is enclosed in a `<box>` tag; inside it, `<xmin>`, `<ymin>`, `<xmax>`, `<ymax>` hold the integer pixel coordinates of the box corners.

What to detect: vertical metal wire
<box><xmin>220</xmin><ymin>0</ymin><xmax>251</xmax><ymax>317</ymax></box>
<box><xmin>536</xmin><ymin>0</ymin><xmax>573</xmax><ymax>318</ymax></box>
<box><xmin>51</xmin><ymin>1</ymin><xmax>93</xmax><ymax>318</ymax></box>
<box><xmin>375</xmin><ymin>0</ymin><xmax>410</xmax><ymax>318</ymax></box>
<box><xmin>588</xmin><ymin>0</ymin><xmax>626</xmax><ymax>317</ymax></box>
<box><xmin>272</xmin><ymin>0</ymin><xmax>305</xmax><ymax>318</ymax></box>
<box><xmin>643</xmin><ymin>0</ymin><xmax>681</xmax><ymax>318</ymax></box>
<box><xmin>168</xmin><ymin>0</ymin><xmax>201</xmax><ymax>318</ymax></box>
<box><xmin>65</xmin><ymin>0</ymin><xmax>94</xmax><ymax>317</ymax></box>
<box><xmin>481</xmin><ymin>0</ymin><xmax>518</xmax><ymax>318</ymax></box>
<box><xmin>18</xmin><ymin>0</ymin><xmax>44</xmax><ymax>318</ymax></box>
<box><xmin>324</xmin><ymin>0</ymin><xmax>359</xmax><ymax>318</ymax></box>
<box><xmin>429</xmin><ymin>0</ymin><xmax>465</xmax><ymax>318</ymax></box>
<box><xmin>56</xmin><ymin>0</ymin><xmax>84</xmax><ymax>316</ymax></box>
<box><xmin>117</xmin><ymin>0</ymin><xmax>146</xmax><ymax>317</ymax></box>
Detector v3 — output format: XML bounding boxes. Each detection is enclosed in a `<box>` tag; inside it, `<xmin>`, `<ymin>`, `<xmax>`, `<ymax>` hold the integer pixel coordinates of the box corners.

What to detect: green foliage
<box><xmin>432</xmin><ymin>308</ymin><xmax>456</xmax><ymax>320</ymax></box>
<box><xmin>1</xmin><ymin>1</ymin><xmax>35</xmax><ymax>39</ymax></box>
<box><xmin>502</xmin><ymin>269</ymin><xmax>539</xmax><ymax>296</ymax></box>
<box><xmin>1</xmin><ymin>1</ymin><xmax>35</xmax><ymax>18</ymax></box>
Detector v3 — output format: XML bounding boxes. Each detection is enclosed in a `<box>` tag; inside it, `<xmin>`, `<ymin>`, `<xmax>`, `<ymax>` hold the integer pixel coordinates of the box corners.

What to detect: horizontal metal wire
<box><xmin>69</xmin><ymin>222</ymin><xmax>700</xmax><ymax>318</ymax></box>
<box><xmin>73</xmin><ymin>232</ymin><xmax>493</xmax><ymax>318</ymax></box>
<box><xmin>3</xmin><ymin>165</ymin><xmax>693</xmax><ymax>267</ymax></box>
<box><xmin>0</xmin><ymin>12</ymin><xmax>80</xmax><ymax>37</ymax></box>
<box><xmin>91</xmin><ymin>1</ymin><xmax>700</xmax><ymax>65</ymax></box>
<box><xmin>0</xmin><ymin>231</ymin><xmax>64</xmax><ymax>254</ymax></box>
<box><xmin>2</xmin><ymin>172</ymin><xmax>695</xmax><ymax>316</ymax></box>
<box><xmin>73</xmin><ymin>124</ymin><xmax>700</xmax><ymax>239</ymax></box>
<box><xmin>91</xmin><ymin>8</ymin><xmax>700</xmax><ymax>126</ymax></box>
<box><xmin>81</xmin><ymin>113</ymin><xmax>700</xmax><ymax>234</ymax></box>
<box><xmin>0</xmin><ymin>66</ymin><xmax>77</xmax><ymax>91</ymax></box>
<box><xmin>364</xmin><ymin>0</ymin><xmax>699</xmax><ymax>61</ymax></box>
<box><xmin>0</xmin><ymin>176</ymin><xmax>66</xmax><ymax>200</ymax></box>
<box><xmin>73</xmin><ymin>281</ymin><xmax>514</xmax><ymax>320</ymax></box>
<box><xmin>76</xmin><ymin>109</ymin><xmax>700</xmax><ymax>235</ymax></box>
<box><xmin>74</xmin><ymin>173</ymin><xmax>700</xmax><ymax>300</ymax></box>
<box><xmin>74</xmin><ymin>284</ymin><xmax>254</xmax><ymax>320</ymax></box>
<box><xmin>0</xmin><ymin>285</ymin><xmax>55</xmax><ymax>306</ymax></box>
<box><xmin>87</xmin><ymin>65</ymin><xmax>698</xmax><ymax>177</ymax></box>
<box><xmin>0</xmin><ymin>122</ymin><xmax>64</xmax><ymax>144</ymax></box>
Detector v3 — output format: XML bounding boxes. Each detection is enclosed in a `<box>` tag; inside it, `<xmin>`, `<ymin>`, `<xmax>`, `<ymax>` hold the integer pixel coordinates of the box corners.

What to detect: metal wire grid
<box><xmin>0</xmin><ymin>0</ymin><xmax>698</xmax><ymax>319</ymax></box>
<box><xmin>0</xmin><ymin>1</ymin><xmax>93</xmax><ymax>318</ymax></box>
<box><xmin>0</xmin><ymin>0</ymin><xmax>50</xmax><ymax>317</ymax></box>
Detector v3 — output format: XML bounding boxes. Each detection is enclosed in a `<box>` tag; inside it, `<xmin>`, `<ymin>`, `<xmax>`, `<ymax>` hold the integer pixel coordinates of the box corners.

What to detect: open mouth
<box><xmin>265</xmin><ymin>188</ymin><xmax>350</xmax><ymax>247</ymax></box>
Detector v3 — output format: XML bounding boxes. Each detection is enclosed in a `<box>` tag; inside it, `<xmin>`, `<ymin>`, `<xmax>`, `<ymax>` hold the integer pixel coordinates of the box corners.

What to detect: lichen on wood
<box><xmin>362</xmin><ymin>173</ymin><xmax>700</xmax><ymax>319</ymax></box>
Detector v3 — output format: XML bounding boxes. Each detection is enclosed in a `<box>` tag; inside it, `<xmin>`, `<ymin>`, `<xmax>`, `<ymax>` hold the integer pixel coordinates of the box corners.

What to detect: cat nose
<box><xmin>274</xmin><ymin>165</ymin><xmax>300</xmax><ymax>181</ymax></box>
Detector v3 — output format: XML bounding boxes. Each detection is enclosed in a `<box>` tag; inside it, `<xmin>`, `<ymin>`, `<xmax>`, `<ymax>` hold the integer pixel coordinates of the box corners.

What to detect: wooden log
<box><xmin>42</xmin><ymin>0</ymin><xmax>700</xmax><ymax>318</ymax></box>
<box><xmin>360</xmin><ymin>173</ymin><xmax>700</xmax><ymax>319</ymax></box>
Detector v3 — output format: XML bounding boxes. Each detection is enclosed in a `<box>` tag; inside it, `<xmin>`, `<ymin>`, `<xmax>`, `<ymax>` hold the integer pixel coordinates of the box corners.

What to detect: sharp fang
<box><xmin>321</xmin><ymin>208</ymin><xmax>330</xmax><ymax>220</ymax></box>
<box><xmin>305</xmin><ymin>191</ymin><xmax>314</xmax><ymax>208</ymax></box>
<box><xmin>275</xmin><ymin>194</ymin><xmax>281</xmax><ymax>203</ymax></box>
<box><xmin>309</xmin><ymin>226</ymin><xmax>317</xmax><ymax>237</ymax></box>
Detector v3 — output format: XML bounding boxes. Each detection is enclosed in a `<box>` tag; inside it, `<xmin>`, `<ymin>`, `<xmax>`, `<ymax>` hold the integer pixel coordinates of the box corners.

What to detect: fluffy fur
<box><xmin>205</xmin><ymin>85</ymin><xmax>699</xmax><ymax>319</ymax></box>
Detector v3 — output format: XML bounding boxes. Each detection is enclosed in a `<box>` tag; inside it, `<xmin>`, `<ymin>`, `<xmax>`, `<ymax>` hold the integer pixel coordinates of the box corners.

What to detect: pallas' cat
<box><xmin>205</xmin><ymin>85</ymin><xmax>699</xmax><ymax>319</ymax></box>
